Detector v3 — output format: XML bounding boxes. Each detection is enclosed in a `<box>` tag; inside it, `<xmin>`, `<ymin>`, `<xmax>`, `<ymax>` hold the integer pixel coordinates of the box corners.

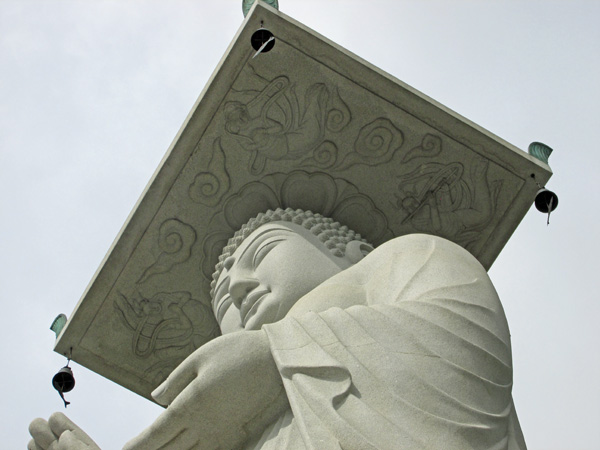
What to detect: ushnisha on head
<box><xmin>211</xmin><ymin>208</ymin><xmax>373</xmax><ymax>334</ymax></box>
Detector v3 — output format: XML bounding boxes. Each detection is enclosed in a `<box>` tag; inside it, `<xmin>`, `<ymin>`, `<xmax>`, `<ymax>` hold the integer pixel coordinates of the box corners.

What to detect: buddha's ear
<box><xmin>346</xmin><ymin>240</ymin><xmax>374</xmax><ymax>264</ymax></box>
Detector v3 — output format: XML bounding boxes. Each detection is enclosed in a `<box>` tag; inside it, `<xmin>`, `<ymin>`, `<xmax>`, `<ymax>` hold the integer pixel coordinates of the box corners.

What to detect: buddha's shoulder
<box><xmin>368</xmin><ymin>234</ymin><xmax>488</xmax><ymax>280</ymax></box>
<box><xmin>378</xmin><ymin>234</ymin><xmax>479</xmax><ymax>260</ymax></box>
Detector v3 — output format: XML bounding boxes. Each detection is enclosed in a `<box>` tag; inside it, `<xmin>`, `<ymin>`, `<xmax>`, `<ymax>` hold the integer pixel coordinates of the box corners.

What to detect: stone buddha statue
<box><xmin>29</xmin><ymin>208</ymin><xmax>526</xmax><ymax>449</ymax></box>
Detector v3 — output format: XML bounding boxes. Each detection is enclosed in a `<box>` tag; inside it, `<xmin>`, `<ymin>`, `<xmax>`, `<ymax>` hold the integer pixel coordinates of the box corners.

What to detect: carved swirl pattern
<box><xmin>336</xmin><ymin>118</ymin><xmax>404</xmax><ymax>170</ymax></box>
<box><xmin>190</xmin><ymin>173</ymin><xmax>220</xmax><ymax>198</ymax></box>
<box><xmin>301</xmin><ymin>141</ymin><xmax>338</xmax><ymax>169</ymax></box>
<box><xmin>325</xmin><ymin>87</ymin><xmax>351</xmax><ymax>132</ymax></box>
<box><xmin>189</xmin><ymin>138</ymin><xmax>230</xmax><ymax>206</ymax></box>
<box><xmin>403</xmin><ymin>133</ymin><xmax>443</xmax><ymax>162</ymax></box>
<box><xmin>138</xmin><ymin>219</ymin><xmax>197</xmax><ymax>284</ymax></box>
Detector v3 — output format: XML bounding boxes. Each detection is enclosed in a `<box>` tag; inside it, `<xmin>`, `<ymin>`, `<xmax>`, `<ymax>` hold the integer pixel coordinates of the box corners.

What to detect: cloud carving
<box><xmin>336</xmin><ymin>118</ymin><xmax>404</xmax><ymax>170</ymax></box>
<box><xmin>189</xmin><ymin>138</ymin><xmax>230</xmax><ymax>206</ymax></box>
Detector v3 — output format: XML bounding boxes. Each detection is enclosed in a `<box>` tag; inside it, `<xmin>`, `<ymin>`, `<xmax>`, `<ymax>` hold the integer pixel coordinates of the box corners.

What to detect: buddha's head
<box><xmin>211</xmin><ymin>208</ymin><xmax>373</xmax><ymax>334</ymax></box>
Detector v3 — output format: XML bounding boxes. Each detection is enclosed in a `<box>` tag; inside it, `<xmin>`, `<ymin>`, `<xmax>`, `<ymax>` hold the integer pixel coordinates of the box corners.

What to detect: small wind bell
<box><xmin>528</xmin><ymin>142</ymin><xmax>558</xmax><ymax>225</ymax></box>
<box><xmin>251</xmin><ymin>22</ymin><xmax>275</xmax><ymax>58</ymax></box>
<box><xmin>52</xmin><ymin>350</ymin><xmax>75</xmax><ymax>408</ymax></box>
<box><xmin>535</xmin><ymin>187</ymin><xmax>558</xmax><ymax>225</ymax></box>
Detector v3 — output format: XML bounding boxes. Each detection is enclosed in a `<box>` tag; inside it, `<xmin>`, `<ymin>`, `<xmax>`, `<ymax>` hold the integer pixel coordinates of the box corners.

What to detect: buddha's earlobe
<box><xmin>346</xmin><ymin>240</ymin><xmax>374</xmax><ymax>264</ymax></box>
<box><xmin>223</xmin><ymin>256</ymin><xmax>236</xmax><ymax>271</ymax></box>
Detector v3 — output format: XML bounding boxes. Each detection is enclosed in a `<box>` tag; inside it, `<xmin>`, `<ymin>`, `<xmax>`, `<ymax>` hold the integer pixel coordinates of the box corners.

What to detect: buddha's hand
<box><xmin>124</xmin><ymin>329</ymin><xmax>288</xmax><ymax>450</ymax></box>
<box><xmin>28</xmin><ymin>412</ymin><xmax>100</xmax><ymax>450</ymax></box>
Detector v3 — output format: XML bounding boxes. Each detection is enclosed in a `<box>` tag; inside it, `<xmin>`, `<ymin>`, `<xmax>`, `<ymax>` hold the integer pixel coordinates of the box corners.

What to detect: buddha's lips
<box><xmin>240</xmin><ymin>289</ymin><xmax>269</xmax><ymax>326</ymax></box>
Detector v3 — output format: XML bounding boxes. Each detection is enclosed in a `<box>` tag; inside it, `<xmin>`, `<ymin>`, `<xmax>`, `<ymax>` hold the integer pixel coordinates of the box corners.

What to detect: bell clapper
<box><xmin>531</xmin><ymin>174</ymin><xmax>559</xmax><ymax>226</ymax></box>
<box><xmin>253</xmin><ymin>35</ymin><xmax>275</xmax><ymax>58</ymax></box>
<box><xmin>546</xmin><ymin>196</ymin><xmax>554</xmax><ymax>225</ymax></box>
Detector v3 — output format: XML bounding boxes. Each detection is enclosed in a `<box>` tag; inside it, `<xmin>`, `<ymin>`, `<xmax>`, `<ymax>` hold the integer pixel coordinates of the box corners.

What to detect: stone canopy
<box><xmin>54</xmin><ymin>1</ymin><xmax>552</xmax><ymax>401</ymax></box>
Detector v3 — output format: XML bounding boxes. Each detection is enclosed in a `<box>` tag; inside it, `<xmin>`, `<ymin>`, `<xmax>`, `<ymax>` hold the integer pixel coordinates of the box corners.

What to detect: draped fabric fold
<box><xmin>251</xmin><ymin>234</ymin><xmax>526</xmax><ymax>449</ymax></box>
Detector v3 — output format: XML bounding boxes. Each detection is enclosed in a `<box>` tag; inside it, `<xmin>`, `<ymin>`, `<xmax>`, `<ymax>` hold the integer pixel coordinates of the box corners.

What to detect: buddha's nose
<box><xmin>229</xmin><ymin>277</ymin><xmax>260</xmax><ymax>308</ymax></box>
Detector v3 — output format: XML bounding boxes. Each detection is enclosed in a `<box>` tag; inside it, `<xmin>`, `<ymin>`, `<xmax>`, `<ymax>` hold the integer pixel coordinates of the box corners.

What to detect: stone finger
<box><xmin>29</xmin><ymin>418</ymin><xmax>58</xmax><ymax>450</ymax></box>
<box><xmin>151</xmin><ymin>360</ymin><xmax>198</xmax><ymax>406</ymax></box>
<box><xmin>47</xmin><ymin>412</ymin><xmax>76</xmax><ymax>437</ymax></box>
<box><xmin>58</xmin><ymin>430</ymin><xmax>88</xmax><ymax>449</ymax></box>
<box><xmin>49</xmin><ymin>413</ymin><xmax>100</xmax><ymax>449</ymax></box>
<box><xmin>27</xmin><ymin>438</ymin><xmax>44</xmax><ymax>450</ymax></box>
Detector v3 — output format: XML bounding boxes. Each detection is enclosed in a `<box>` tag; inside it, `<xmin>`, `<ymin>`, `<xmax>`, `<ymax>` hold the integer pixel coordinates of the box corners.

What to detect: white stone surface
<box><xmin>33</xmin><ymin>217</ymin><xmax>526</xmax><ymax>448</ymax></box>
<box><xmin>28</xmin><ymin>413</ymin><xmax>100</xmax><ymax>450</ymax></box>
<box><xmin>53</xmin><ymin>1</ymin><xmax>551</xmax><ymax>401</ymax></box>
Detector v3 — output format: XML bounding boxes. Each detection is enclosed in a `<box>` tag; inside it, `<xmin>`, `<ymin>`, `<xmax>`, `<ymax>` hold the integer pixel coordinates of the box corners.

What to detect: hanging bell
<box><xmin>535</xmin><ymin>188</ymin><xmax>559</xmax><ymax>225</ymax></box>
<box><xmin>52</xmin><ymin>366</ymin><xmax>75</xmax><ymax>408</ymax></box>
<box><xmin>251</xmin><ymin>27</ymin><xmax>275</xmax><ymax>56</ymax></box>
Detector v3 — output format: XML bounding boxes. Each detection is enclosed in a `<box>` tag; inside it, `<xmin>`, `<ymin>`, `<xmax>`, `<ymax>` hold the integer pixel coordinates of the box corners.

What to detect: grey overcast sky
<box><xmin>1</xmin><ymin>1</ymin><xmax>598</xmax><ymax>449</ymax></box>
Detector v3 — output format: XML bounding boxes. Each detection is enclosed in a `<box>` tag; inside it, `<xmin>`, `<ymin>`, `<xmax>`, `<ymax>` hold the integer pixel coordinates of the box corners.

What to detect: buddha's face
<box><xmin>213</xmin><ymin>222</ymin><xmax>353</xmax><ymax>334</ymax></box>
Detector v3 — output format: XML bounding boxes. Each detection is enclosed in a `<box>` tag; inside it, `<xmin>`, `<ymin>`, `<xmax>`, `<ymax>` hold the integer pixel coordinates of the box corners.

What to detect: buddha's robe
<box><xmin>249</xmin><ymin>234</ymin><xmax>526</xmax><ymax>449</ymax></box>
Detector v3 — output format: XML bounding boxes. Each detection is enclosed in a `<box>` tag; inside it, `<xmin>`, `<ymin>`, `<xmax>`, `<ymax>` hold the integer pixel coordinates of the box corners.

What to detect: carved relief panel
<box><xmin>60</xmin><ymin>5</ymin><xmax>549</xmax><ymax>400</ymax></box>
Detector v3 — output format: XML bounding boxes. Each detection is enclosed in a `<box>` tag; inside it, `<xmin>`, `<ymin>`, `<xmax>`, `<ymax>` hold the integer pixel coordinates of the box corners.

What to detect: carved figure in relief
<box><xmin>113</xmin><ymin>291</ymin><xmax>217</xmax><ymax>383</ymax></box>
<box><xmin>396</xmin><ymin>158</ymin><xmax>502</xmax><ymax>249</ymax></box>
<box><xmin>30</xmin><ymin>208</ymin><xmax>525</xmax><ymax>450</ymax></box>
<box><xmin>224</xmin><ymin>74</ymin><xmax>350</xmax><ymax>175</ymax></box>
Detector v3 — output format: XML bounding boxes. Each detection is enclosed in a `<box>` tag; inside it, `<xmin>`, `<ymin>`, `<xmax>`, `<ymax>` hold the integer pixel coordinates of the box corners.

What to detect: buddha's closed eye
<box><xmin>253</xmin><ymin>238</ymin><xmax>285</xmax><ymax>269</ymax></box>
